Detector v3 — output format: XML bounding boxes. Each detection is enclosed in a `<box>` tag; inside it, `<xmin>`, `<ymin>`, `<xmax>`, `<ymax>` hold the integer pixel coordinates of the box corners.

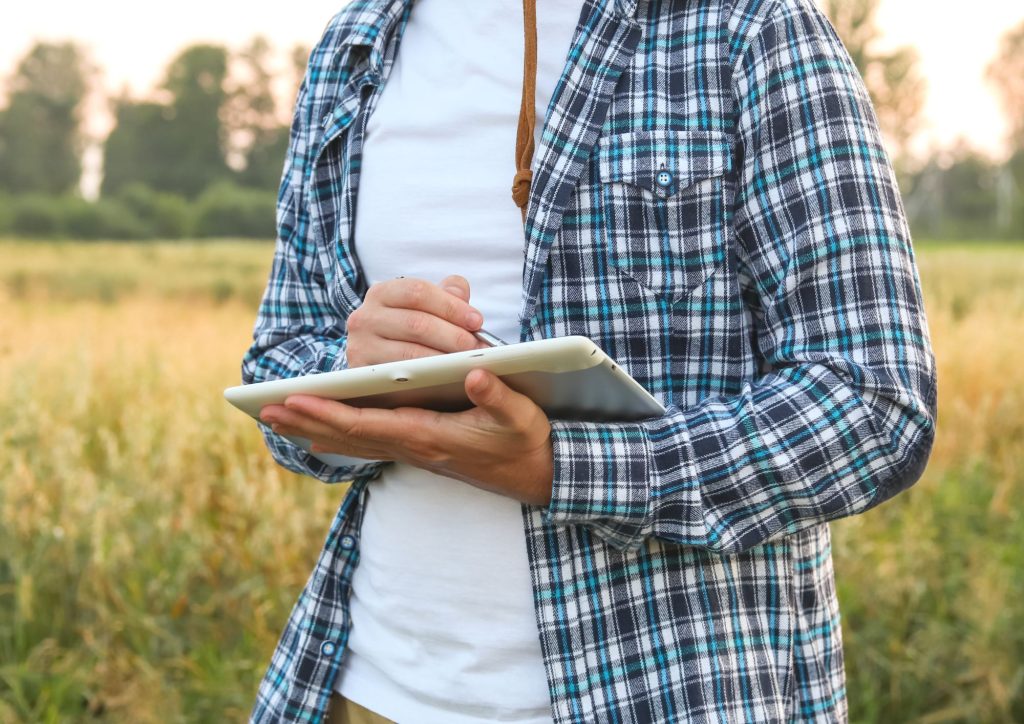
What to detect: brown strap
<box><xmin>512</xmin><ymin>0</ymin><xmax>539</xmax><ymax>223</ymax></box>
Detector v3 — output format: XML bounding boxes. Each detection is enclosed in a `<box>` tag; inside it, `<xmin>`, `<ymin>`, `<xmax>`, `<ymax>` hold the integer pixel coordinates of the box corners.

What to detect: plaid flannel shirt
<box><xmin>241</xmin><ymin>0</ymin><xmax>937</xmax><ymax>721</ymax></box>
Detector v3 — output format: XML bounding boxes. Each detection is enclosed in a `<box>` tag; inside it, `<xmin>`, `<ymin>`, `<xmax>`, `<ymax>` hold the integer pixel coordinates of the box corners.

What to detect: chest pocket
<box><xmin>596</xmin><ymin>129</ymin><xmax>731</xmax><ymax>303</ymax></box>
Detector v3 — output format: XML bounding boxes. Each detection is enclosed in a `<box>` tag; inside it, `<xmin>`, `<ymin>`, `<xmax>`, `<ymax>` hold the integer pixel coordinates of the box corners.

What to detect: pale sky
<box><xmin>2</xmin><ymin>0</ymin><xmax>1022</xmax><ymax>164</ymax></box>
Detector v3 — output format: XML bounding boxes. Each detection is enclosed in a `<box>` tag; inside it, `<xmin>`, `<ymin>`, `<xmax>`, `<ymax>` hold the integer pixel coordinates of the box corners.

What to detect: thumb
<box><xmin>440</xmin><ymin>274</ymin><xmax>471</xmax><ymax>302</ymax></box>
<box><xmin>465</xmin><ymin>369</ymin><xmax>524</xmax><ymax>427</ymax></box>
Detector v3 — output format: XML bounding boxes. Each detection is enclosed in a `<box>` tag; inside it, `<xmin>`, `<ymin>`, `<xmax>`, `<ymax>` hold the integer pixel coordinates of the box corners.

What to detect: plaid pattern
<box><xmin>241</xmin><ymin>0</ymin><xmax>937</xmax><ymax>721</ymax></box>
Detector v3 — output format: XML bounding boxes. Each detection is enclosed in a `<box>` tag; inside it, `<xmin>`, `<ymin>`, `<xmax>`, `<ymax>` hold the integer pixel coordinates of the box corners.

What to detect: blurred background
<box><xmin>0</xmin><ymin>1</ymin><xmax>1021</xmax><ymax>722</ymax></box>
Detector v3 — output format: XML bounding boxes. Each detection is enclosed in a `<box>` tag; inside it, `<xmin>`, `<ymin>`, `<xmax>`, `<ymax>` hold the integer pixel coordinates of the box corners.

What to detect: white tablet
<box><xmin>224</xmin><ymin>335</ymin><xmax>666</xmax><ymax>467</ymax></box>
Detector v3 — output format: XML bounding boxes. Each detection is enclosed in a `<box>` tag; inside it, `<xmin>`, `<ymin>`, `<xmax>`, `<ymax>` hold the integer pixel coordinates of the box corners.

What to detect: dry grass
<box><xmin>1</xmin><ymin>242</ymin><xmax>340</xmax><ymax>722</ymax></box>
<box><xmin>832</xmin><ymin>243</ymin><xmax>1024</xmax><ymax>723</ymax></box>
<box><xmin>0</xmin><ymin>240</ymin><xmax>1021</xmax><ymax>722</ymax></box>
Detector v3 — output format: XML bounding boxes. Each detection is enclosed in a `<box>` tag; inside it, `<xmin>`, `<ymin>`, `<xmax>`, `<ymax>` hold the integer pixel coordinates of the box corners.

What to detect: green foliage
<box><xmin>1009</xmin><ymin>150</ymin><xmax>1024</xmax><ymax>234</ymax></box>
<box><xmin>100</xmin><ymin>38</ymin><xmax>294</xmax><ymax>201</ymax></box>
<box><xmin>101</xmin><ymin>101</ymin><xmax>176</xmax><ymax>198</ymax></box>
<box><xmin>224</xmin><ymin>36</ymin><xmax>287</xmax><ymax>188</ymax></box>
<box><xmin>0</xmin><ymin>42</ymin><xmax>94</xmax><ymax>195</ymax></box>
<box><xmin>906</xmin><ymin>148</ymin><xmax>1024</xmax><ymax>241</ymax></box>
<box><xmin>0</xmin><ymin>184</ymin><xmax>276</xmax><ymax>241</ymax></box>
<box><xmin>193</xmin><ymin>182</ymin><xmax>275</xmax><ymax>239</ymax></box>
<box><xmin>160</xmin><ymin>45</ymin><xmax>234</xmax><ymax>198</ymax></box>
<box><xmin>9</xmin><ymin>195</ymin><xmax>63</xmax><ymax>237</ymax></box>
<box><xmin>236</xmin><ymin>126</ymin><xmax>289</xmax><ymax>191</ymax></box>
<box><xmin>115</xmin><ymin>183</ymin><xmax>192</xmax><ymax>239</ymax></box>
<box><xmin>0</xmin><ymin>193</ymin><xmax>11</xmax><ymax>231</ymax></box>
<box><xmin>62</xmin><ymin>197</ymin><xmax>149</xmax><ymax>241</ymax></box>
<box><xmin>102</xmin><ymin>44</ymin><xmax>233</xmax><ymax>199</ymax></box>
<box><xmin>6</xmin><ymin>195</ymin><xmax>150</xmax><ymax>241</ymax></box>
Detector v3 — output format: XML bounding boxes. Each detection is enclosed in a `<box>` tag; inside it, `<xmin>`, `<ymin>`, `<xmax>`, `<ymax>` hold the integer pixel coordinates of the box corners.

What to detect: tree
<box><xmin>987</xmin><ymin>20</ymin><xmax>1024</xmax><ymax>151</ymax></box>
<box><xmin>101</xmin><ymin>96</ymin><xmax>176</xmax><ymax>196</ymax></box>
<box><xmin>223</xmin><ymin>36</ymin><xmax>289</xmax><ymax>189</ymax></box>
<box><xmin>941</xmin><ymin>147</ymin><xmax>997</xmax><ymax>233</ymax></box>
<box><xmin>820</xmin><ymin>0</ymin><xmax>926</xmax><ymax>163</ymax></box>
<box><xmin>0</xmin><ymin>42</ymin><xmax>94</xmax><ymax>195</ymax></box>
<box><xmin>102</xmin><ymin>44</ymin><xmax>231</xmax><ymax>198</ymax></box>
<box><xmin>160</xmin><ymin>44</ymin><xmax>233</xmax><ymax>197</ymax></box>
<box><xmin>291</xmin><ymin>44</ymin><xmax>311</xmax><ymax>86</ymax></box>
<box><xmin>236</xmin><ymin>126</ymin><xmax>289</xmax><ymax>190</ymax></box>
<box><xmin>1003</xmin><ymin>149</ymin><xmax>1024</xmax><ymax>237</ymax></box>
<box><xmin>902</xmin><ymin>141</ymin><xmax>1023</xmax><ymax>240</ymax></box>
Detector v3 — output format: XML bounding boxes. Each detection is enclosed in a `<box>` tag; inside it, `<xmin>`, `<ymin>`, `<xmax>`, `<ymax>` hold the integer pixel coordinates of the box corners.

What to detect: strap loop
<box><xmin>512</xmin><ymin>168</ymin><xmax>534</xmax><ymax>210</ymax></box>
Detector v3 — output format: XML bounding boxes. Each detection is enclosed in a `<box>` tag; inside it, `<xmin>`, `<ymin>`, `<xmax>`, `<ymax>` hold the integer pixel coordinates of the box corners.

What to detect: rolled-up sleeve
<box><xmin>542</xmin><ymin>0</ymin><xmax>937</xmax><ymax>553</ymax></box>
<box><xmin>240</xmin><ymin>66</ymin><xmax>384</xmax><ymax>484</ymax></box>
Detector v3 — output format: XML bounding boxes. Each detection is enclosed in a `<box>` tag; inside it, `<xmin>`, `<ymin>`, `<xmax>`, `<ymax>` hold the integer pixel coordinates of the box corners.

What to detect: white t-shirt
<box><xmin>334</xmin><ymin>1</ymin><xmax>584</xmax><ymax>723</ymax></box>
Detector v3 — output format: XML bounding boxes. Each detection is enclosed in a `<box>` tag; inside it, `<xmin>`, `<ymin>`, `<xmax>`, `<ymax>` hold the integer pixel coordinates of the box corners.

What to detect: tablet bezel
<box><xmin>225</xmin><ymin>335</ymin><xmax>666</xmax><ymax>466</ymax></box>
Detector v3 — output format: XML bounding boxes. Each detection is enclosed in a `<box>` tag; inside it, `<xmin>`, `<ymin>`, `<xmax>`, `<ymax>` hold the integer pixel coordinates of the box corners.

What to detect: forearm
<box><xmin>542</xmin><ymin>0</ymin><xmax>937</xmax><ymax>552</ymax></box>
<box><xmin>545</xmin><ymin>353</ymin><xmax>935</xmax><ymax>553</ymax></box>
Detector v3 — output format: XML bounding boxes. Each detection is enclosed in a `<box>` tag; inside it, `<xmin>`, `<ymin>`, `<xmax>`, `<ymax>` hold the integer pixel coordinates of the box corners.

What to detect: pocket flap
<box><xmin>596</xmin><ymin>129</ymin><xmax>731</xmax><ymax>197</ymax></box>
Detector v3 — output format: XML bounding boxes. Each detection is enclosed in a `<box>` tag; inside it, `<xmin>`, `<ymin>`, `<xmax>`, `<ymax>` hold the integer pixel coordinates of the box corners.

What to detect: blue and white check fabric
<box><xmin>241</xmin><ymin>0</ymin><xmax>937</xmax><ymax>721</ymax></box>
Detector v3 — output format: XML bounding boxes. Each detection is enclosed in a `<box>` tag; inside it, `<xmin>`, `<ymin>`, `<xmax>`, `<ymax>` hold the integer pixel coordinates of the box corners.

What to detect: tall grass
<box><xmin>1</xmin><ymin>242</ymin><xmax>339</xmax><ymax>722</ymax></box>
<box><xmin>833</xmin><ymin>243</ymin><xmax>1024</xmax><ymax>723</ymax></box>
<box><xmin>1</xmin><ymin>240</ymin><xmax>1022</xmax><ymax>722</ymax></box>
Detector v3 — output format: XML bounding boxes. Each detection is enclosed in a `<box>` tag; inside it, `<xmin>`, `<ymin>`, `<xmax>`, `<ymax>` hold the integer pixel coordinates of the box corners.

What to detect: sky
<box><xmin>2</xmin><ymin>0</ymin><xmax>1022</xmax><ymax>165</ymax></box>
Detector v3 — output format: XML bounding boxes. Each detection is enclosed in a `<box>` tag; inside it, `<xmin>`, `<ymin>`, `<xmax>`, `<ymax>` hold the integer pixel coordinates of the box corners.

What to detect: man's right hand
<box><xmin>345</xmin><ymin>274</ymin><xmax>490</xmax><ymax>368</ymax></box>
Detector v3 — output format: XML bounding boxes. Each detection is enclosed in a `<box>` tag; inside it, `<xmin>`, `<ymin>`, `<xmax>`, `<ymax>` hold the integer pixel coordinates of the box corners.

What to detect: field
<box><xmin>1</xmin><ymin>240</ymin><xmax>1022</xmax><ymax>723</ymax></box>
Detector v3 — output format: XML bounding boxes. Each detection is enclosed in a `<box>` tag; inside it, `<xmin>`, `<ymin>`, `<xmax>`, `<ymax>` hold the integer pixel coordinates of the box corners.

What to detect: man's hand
<box><xmin>346</xmin><ymin>274</ymin><xmax>490</xmax><ymax>368</ymax></box>
<box><xmin>259</xmin><ymin>368</ymin><xmax>554</xmax><ymax>506</ymax></box>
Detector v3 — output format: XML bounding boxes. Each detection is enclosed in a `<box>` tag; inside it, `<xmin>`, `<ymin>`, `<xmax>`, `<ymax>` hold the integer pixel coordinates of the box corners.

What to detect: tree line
<box><xmin>822</xmin><ymin>0</ymin><xmax>1023</xmax><ymax>241</ymax></box>
<box><xmin>0</xmin><ymin>37</ymin><xmax>303</xmax><ymax>240</ymax></box>
<box><xmin>0</xmin><ymin>1</ymin><xmax>1022</xmax><ymax>241</ymax></box>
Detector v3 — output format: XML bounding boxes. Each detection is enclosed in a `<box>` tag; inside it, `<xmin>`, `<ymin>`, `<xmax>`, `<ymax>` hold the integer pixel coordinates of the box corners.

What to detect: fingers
<box><xmin>358</xmin><ymin>337</ymin><xmax>449</xmax><ymax>363</ymax></box>
<box><xmin>267</xmin><ymin>418</ymin><xmax>395</xmax><ymax>460</ymax></box>
<box><xmin>348</xmin><ymin>275</ymin><xmax>489</xmax><ymax>368</ymax></box>
<box><xmin>261</xmin><ymin>401</ymin><xmax>404</xmax><ymax>460</ymax></box>
<box><xmin>371</xmin><ymin>307</ymin><xmax>488</xmax><ymax>355</ymax></box>
<box><xmin>370</xmin><ymin>277</ymin><xmax>483</xmax><ymax>333</ymax></box>
<box><xmin>440</xmin><ymin>274</ymin><xmax>471</xmax><ymax>302</ymax></box>
<box><xmin>309</xmin><ymin>435</ymin><xmax>393</xmax><ymax>461</ymax></box>
<box><xmin>463</xmin><ymin>369</ymin><xmax>527</xmax><ymax>429</ymax></box>
<box><xmin>282</xmin><ymin>396</ymin><xmax>415</xmax><ymax>448</ymax></box>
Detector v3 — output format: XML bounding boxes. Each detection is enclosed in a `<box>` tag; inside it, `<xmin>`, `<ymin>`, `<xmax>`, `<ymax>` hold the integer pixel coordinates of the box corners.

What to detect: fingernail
<box><xmin>465</xmin><ymin>311</ymin><xmax>483</xmax><ymax>328</ymax></box>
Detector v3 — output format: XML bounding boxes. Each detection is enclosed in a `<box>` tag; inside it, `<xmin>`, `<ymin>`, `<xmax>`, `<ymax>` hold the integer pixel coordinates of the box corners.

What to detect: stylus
<box><xmin>473</xmin><ymin>328</ymin><xmax>509</xmax><ymax>347</ymax></box>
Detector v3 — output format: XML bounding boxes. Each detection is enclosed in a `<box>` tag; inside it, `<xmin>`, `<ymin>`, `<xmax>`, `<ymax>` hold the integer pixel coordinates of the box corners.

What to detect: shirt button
<box><xmin>340</xmin><ymin>535</ymin><xmax>356</xmax><ymax>550</ymax></box>
<box><xmin>320</xmin><ymin>640</ymin><xmax>338</xmax><ymax>657</ymax></box>
<box><xmin>656</xmin><ymin>169</ymin><xmax>675</xmax><ymax>188</ymax></box>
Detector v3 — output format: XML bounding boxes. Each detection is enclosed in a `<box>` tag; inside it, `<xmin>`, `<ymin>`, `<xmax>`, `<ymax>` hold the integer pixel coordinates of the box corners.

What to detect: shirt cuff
<box><xmin>542</xmin><ymin>417</ymin><xmax>656</xmax><ymax>551</ymax></box>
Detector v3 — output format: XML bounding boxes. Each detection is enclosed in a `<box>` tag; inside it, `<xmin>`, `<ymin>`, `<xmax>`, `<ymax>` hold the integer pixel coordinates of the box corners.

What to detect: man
<box><xmin>242</xmin><ymin>0</ymin><xmax>937</xmax><ymax>721</ymax></box>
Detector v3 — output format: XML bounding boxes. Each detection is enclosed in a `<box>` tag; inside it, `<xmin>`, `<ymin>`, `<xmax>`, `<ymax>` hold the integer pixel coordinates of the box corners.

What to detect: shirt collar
<box><xmin>615</xmin><ymin>0</ymin><xmax>644</xmax><ymax>19</ymax></box>
<box><xmin>331</xmin><ymin>0</ymin><xmax>414</xmax><ymax>75</ymax></box>
<box><xmin>331</xmin><ymin>0</ymin><xmax>643</xmax><ymax>76</ymax></box>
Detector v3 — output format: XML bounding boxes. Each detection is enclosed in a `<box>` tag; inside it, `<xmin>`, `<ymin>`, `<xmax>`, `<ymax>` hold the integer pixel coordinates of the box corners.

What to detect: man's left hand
<box><xmin>258</xmin><ymin>368</ymin><xmax>554</xmax><ymax>506</ymax></box>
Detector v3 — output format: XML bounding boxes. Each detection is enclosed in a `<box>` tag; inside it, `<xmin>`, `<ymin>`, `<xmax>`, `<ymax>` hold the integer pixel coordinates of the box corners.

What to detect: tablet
<box><xmin>224</xmin><ymin>335</ymin><xmax>666</xmax><ymax>467</ymax></box>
